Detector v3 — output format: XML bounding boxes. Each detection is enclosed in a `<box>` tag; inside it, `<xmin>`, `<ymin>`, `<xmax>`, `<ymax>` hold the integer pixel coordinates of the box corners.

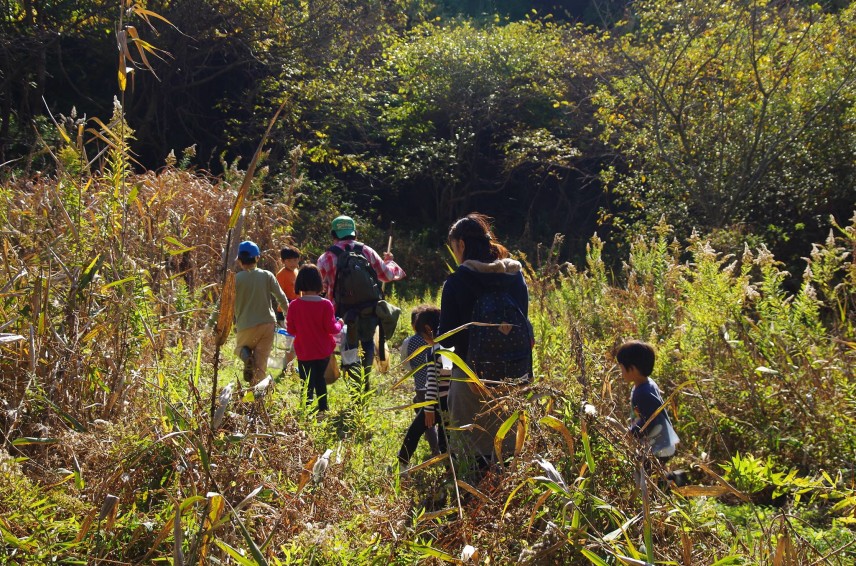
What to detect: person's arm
<box><xmin>399</xmin><ymin>336</ymin><xmax>412</xmax><ymax>361</ymax></box>
<box><xmin>269</xmin><ymin>272</ymin><xmax>290</xmax><ymax>313</ymax></box>
<box><xmin>364</xmin><ymin>245</ymin><xmax>405</xmax><ymax>283</ymax></box>
<box><xmin>317</xmin><ymin>251</ymin><xmax>335</xmax><ymax>297</ymax></box>
<box><xmin>630</xmin><ymin>388</ymin><xmax>662</xmax><ymax>437</ymax></box>
<box><xmin>512</xmin><ymin>271</ymin><xmax>529</xmax><ymax>315</ymax></box>
<box><xmin>437</xmin><ymin>278</ymin><xmax>463</xmax><ymax>350</ymax></box>
<box><xmin>285</xmin><ymin>301</ymin><xmax>298</xmax><ymax>336</ymax></box>
<box><xmin>323</xmin><ymin>301</ymin><xmax>344</xmax><ymax>334</ymax></box>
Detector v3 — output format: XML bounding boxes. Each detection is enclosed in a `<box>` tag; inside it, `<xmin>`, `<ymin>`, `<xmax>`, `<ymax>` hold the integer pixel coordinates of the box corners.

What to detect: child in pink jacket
<box><xmin>286</xmin><ymin>264</ymin><xmax>343</xmax><ymax>414</ymax></box>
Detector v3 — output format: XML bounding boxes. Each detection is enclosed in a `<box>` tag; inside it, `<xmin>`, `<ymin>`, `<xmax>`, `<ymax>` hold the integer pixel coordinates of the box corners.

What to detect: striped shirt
<box><xmin>424</xmin><ymin>344</ymin><xmax>450</xmax><ymax>415</ymax></box>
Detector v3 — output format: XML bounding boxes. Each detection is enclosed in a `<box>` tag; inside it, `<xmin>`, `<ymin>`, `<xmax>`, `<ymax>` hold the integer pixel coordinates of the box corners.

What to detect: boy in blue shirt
<box><xmin>616</xmin><ymin>340</ymin><xmax>685</xmax><ymax>486</ymax></box>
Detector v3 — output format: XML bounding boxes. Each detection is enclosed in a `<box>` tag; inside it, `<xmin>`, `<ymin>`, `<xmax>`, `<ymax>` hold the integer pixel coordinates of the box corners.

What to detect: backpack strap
<box><xmin>328</xmin><ymin>242</ymin><xmax>380</xmax><ymax>318</ymax></box>
<box><xmin>328</xmin><ymin>245</ymin><xmax>346</xmax><ymax>309</ymax></box>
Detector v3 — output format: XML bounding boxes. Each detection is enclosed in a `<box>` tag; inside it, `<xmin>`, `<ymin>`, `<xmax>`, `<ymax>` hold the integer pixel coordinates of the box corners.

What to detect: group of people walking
<box><xmin>223</xmin><ymin>212</ymin><xmax>680</xmax><ymax>485</ymax></box>
<box><xmin>229</xmin><ymin>214</ymin><xmax>403</xmax><ymax>412</ymax></box>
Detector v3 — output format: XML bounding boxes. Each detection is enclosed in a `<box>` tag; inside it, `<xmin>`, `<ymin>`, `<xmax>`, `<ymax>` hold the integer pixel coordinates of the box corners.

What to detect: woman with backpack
<box><xmin>437</xmin><ymin>213</ymin><xmax>533</xmax><ymax>481</ymax></box>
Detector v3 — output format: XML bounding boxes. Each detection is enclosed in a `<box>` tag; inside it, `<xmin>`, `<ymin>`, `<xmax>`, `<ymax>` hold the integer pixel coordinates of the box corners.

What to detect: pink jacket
<box><xmin>286</xmin><ymin>296</ymin><xmax>343</xmax><ymax>361</ymax></box>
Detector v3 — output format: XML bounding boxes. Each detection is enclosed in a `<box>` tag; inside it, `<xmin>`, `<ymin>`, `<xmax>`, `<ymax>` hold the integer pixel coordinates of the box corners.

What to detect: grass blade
<box><xmin>580</xmin><ymin>548</ymin><xmax>610</xmax><ymax>566</ymax></box>
<box><xmin>407</xmin><ymin>452</ymin><xmax>449</xmax><ymax>474</ymax></box>
<box><xmin>494</xmin><ymin>411</ymin><xmax>520</xmax><ymax>463</ymax></box>
<box><xmin>215</xmin><ymin>540</ymin><xmax>258</xmax><ymax>566</ymax></box>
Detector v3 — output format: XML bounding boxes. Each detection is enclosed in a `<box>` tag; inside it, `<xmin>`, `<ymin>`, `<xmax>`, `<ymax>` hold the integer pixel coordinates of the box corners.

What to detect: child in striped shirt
<box><xmin>397</xmin><ymin>306</ymin><xmax>449</xmax><ymax>470</ymax></box>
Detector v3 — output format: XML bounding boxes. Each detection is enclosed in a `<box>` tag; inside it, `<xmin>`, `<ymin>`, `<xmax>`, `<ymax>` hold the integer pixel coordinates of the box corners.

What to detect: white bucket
<box><xmin>341</xmin><ymin>346</ymin><xmax>359</xmax><ymax>366</ymax></box>
<box><xmin>269</xmin><ymin>329</ymin><xmax>294</xmax><ymax>369</ymax></box>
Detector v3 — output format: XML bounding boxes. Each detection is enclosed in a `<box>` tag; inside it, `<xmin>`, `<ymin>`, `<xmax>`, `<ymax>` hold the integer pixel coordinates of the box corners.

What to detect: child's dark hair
<box><xmin>280</xmin><ymin>245</ymin><xmax>300</xmax><ymax>260</ymax></box>
<box><xmin>410</xmin><ymin>305</ymin><xmax>425</xmax><ymax>327</ymax></box>
<box><xmin>615</xmin><ymin>340</ymin><xmax>656</xmax><ymax>377</ymax></box>
<box><xmin>294</xmin><ymin>264</ymin><xmax>323</xmax><ymax>294</ymax></box>
<box><xmin>448</xmin><ymin>212</ymin><xmax>508</xmax><ymax>262</ymax></box>
<box><xmin>237</xmin><ymin>252</ymin><xmax>257</xmax><ymax>265</ymax></box>
<box><xmin>414</xmin><ymin>307</ymin><xmax>440</xmax><ymax>338</ymax></box>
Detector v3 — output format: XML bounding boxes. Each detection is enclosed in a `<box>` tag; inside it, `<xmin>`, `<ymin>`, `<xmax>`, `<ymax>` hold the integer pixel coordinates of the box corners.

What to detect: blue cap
<box><xmin>238</xmin><ymin>240</ymin><xmax>260</xmax><ymax>258</ymax></box>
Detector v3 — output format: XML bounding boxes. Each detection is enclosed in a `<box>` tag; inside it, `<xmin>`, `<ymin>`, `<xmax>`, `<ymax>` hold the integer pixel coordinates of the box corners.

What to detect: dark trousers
<box><xmin>342</xmin><ymin>313</ymin><xmax>378</xmax><ymax>392</ymax></box>
<box><xmin>344</xmin><ymin>337</ymin><xmax>375</xmax><ymax>392</ymax></box>
<box><xmin>297</xmin><ymin>357</ymin><xmax>329</xmax><ymax>412</ymax></box>
<box><xmin>398</xmin><ymin>392</ymin><xmax>448</xmax><ymax>466</ymax></box>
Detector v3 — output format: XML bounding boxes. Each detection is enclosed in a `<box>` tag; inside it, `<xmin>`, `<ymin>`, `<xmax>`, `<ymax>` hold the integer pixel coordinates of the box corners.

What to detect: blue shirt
<box><xmin>630</xmin><ymin>378</ymin><xmax>679</xmax><ymax>457</ymax></box>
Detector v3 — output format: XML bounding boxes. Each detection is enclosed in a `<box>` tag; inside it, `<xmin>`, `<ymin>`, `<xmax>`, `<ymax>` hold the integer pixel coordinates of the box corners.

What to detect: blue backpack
<box><xmin>466</xmin><ymin>289</ymin><xmax>533</xmax><ymax>386</ymax></box>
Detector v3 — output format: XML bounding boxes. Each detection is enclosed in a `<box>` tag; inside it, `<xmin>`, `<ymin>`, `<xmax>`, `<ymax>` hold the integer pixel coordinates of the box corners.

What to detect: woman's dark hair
<box><xmin>414</xmin><ymin>306</ymin><xmax>441</xmax><ymax>337</ymax></box>
<box><xmin>294</xmin><ymin>264</ymin><xmax>323</xmax><ymax>294</ymax></box>
<box><xmin>448</xmin><ymin>212</ymin><xmax>508</xmax><ymax>262</ymax></box>
<box><xmin>615</xmin><ymin>340</ymin><xmax>656</xmax><ymax>377</ymax></box>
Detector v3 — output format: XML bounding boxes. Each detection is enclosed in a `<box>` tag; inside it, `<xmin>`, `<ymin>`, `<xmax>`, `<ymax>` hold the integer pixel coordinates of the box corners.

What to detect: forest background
<box><xmin>1</xmin><ymin>0</ymin><xmax>856</xmax><ymax>564</ymax></box>
<box><xmin>4</xmin><ymin>0</ymin><xmax>855</xmax><ymax>277</ymax></box>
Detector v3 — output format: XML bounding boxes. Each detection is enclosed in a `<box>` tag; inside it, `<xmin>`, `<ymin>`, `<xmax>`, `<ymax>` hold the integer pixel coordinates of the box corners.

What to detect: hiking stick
<box><xmin>381</xmin><ymin>220</ymin><xmax>395</xmax><ymax>294</ymax></box>
<box><xmin>376</xmin><ymin>222</ymin><xmax>395</xmax><ymax>368</ymax></box>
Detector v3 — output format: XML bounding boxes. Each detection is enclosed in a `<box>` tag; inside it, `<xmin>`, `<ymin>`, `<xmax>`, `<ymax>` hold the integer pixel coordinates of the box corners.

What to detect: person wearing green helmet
<box><xmin>317</xmin><ymin>215</ymin><xmax>405</xmax><ymax>391</ymax></box>
<box><xmin>234</xmin><ymin>240</ymin><xmax>290</xmax><ymax>384</ymax></box>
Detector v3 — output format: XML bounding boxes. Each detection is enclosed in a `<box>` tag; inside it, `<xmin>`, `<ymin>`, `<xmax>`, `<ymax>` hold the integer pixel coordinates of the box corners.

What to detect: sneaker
<box><xmin>240</xmin><ymin>346</ymin><xmax>254</xmax><ymax>382</ymax></box>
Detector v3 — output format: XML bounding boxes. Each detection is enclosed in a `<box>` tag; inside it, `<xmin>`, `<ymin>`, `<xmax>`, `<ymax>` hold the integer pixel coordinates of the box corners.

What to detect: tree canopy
<box><xmin>1</xmin><ymin>0</ymin><xmax>854</xmax><ymax>267</ymax></box>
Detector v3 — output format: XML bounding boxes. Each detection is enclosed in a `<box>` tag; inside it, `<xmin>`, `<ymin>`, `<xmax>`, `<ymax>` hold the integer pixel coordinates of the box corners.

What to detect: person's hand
<box><xmin>383</xmin><ymin>251</ymin><xmax>394</xmax><ymax>262</ymax></box>
<box><xmin>424</xmin><ymin>410</ymin><xmax>436</xmax><ymax>428</ymax></box>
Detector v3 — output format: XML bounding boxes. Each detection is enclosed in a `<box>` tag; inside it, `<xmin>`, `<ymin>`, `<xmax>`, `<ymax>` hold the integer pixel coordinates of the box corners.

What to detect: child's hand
<box><xmin>424</xmin><ymin>410</ymin><xmax>436</xmax><ymax>428</ymax></box>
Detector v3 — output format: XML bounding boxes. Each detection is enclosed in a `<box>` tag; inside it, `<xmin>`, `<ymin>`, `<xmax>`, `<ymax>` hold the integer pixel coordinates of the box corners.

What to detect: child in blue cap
<box><xmin>234</xmin><ymin>241</ymin><xmax>290</xmax><ymax>383</ymax></box>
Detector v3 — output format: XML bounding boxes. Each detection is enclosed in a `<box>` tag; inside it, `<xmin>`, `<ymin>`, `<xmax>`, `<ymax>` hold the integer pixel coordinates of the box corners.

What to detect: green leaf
<box><xmin>407</xmin><ymin>542</ymin><xmax>456</xmax><ymax>561</ymax></box>
<box><xmin>710</xmin><ymin>557</ymin><xmax>743</xmax><ymax>566</ymax></box>
<box><xmin>101</xmin><ymin>276</ymin><xmax>135</xmax><ymax>291</ymax></box>
<box><xmin>494</xmin><ymin>411</ymin><xmax>520</xmax><ymax>462</ymax></box>
<box><xmin>231</xmin><ymin>509</ymin><xmax>269</xmax><ymax>566</ymax></box>
<box><xmin>12</xmin><ymin>437</ymin><xmax>59</xmax><ymax>446</ymax></box>
<box><xmin>164</xmin><ymin>235</ymin><xmax>196</xmax><ymax>255</ymax></box>
<box><xmin>215</xmin><ymin>540</ymin><xmax>258</xmax><ymax>566</ymax></box>
<box><xmin>580</xmin><ymin>548</ymin><xmax>610</xmax><ymax>566</ymax></box>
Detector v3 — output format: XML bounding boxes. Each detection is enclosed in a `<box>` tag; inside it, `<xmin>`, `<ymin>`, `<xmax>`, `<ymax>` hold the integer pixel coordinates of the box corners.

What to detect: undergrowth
<box><xmin>1</xmin><ymin>157</ymin><xmax>855</xmax><ymax>563</ymax></box>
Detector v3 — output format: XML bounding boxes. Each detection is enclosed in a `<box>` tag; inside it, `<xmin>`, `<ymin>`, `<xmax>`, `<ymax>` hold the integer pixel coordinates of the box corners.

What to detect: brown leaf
<box><xmin>417</xmin><ymin>507</ymin><xmax>457</xmax><ymax>523</ymax></box>
<box><xmin>296</xmin><ymin>455</ymin><xmax>318</xmax><ymax>495</ymax></box>
<box><xmin>671</xmin><ymin>485</ymin><xmax>730</xmax><ymax>497</ymax></box>
<box><xmin>456</xmin><ymin>480</ymin><xmax>490</xmax><ymax>503</ymax></box>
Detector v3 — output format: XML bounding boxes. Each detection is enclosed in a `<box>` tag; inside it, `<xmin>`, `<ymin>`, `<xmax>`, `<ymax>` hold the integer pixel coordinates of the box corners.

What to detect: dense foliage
<box><xmin>3</xmin><ymin>0</ymin><xmax>853</xmax><ymax>266</ymax></box>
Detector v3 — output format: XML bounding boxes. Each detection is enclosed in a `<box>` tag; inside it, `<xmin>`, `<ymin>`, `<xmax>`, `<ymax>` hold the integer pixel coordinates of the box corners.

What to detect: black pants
<box><xmin>398</xmin><ymin>393</ymin><xmax>448</xmax><ymax>466</ymax></box>
<box><xmin>297</xmin><ymin>357</ymin><xmax>329</xmax><ymax>412</ymax></box>
<box><xmin>343</xmin><ymin>313</ymin><xmax>378</xmax><ymax>392</ymax></box>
